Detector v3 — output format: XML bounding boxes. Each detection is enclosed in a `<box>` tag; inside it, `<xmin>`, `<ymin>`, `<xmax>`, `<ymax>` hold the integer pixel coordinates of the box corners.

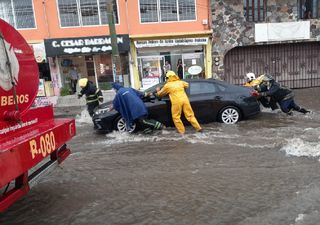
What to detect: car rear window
<box><xmin>189</xmin><ymin>82</ymin><xmax>219</xmax><ymax>95</ymax></box>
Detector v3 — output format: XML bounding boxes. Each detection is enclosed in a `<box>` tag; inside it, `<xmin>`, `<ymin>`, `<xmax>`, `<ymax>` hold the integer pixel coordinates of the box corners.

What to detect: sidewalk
<box><xmin>51</xmin><ymin>90</ymin><xmax>115</xmax><ymax>108</ymax></box>
<box><xmin>50</xmin><ymin>90</ymin><xmax>115</xmax><ymax>117</ymax></box>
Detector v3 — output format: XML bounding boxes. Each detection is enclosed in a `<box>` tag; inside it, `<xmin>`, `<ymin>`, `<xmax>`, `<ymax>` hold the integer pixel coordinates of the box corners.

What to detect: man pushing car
<box><xmin>156</xmin><ymin>71</ymin><xmax>202</xmax><ymax>134</ymax></box>
<box><xmin>111</xmin><ymin>83</ymin><xmax>164</xmax><ymax>134</ymax></box>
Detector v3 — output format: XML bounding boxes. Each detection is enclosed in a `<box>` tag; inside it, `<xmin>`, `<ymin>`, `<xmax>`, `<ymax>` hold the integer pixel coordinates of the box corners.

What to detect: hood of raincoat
<box><xmin>167</xmin><ymin>74</ymin><xmax>180</xmax><ymax>82</ymax></box>
<box><xmin>112</xmin><ymin>82</ymin><xmax>122</xmax><ymax>91</ymax></box>
<box><xmin>112</xmin><ymin>86</ymin><xmax>148</xmax><ymax>128</ymax></box>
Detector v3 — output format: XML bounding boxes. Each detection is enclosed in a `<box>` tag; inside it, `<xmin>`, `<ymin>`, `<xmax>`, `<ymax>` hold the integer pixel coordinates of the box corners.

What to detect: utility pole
<box><xmin>106</xmin><ymin>0</ymin><xmax>122</xmax><ymax>84</ymax></box>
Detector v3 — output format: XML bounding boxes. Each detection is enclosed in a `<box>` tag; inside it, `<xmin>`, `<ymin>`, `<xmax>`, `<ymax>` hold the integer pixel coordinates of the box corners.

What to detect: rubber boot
<box><xmin>286</xmin><ymin>109</ymin><xmax>293</xmax><ymax>116</ymax></box>
<box><xmin>299</xmin><ymin>108</ymin><xmax>310</xmax><ymax>114</ymax></box>
<box><xmin>142</xmin><ymin>127</ymin><xmax>153</xmax><ymax>134</ymax></box>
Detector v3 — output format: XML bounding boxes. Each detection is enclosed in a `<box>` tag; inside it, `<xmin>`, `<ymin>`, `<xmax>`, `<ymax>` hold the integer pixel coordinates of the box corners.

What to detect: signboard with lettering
<box><xmin>135</xmin><ymin>38</ymin><xmax>208</xmax><ymax>48</ymax></box>
<box><xmin>44</xmin><ymin>35</ymin><xmax>130</xmax><ymax>57</ymax></box>
<box><xmin>0</xmin><ymin>19</ymin><xmax>38</xmax><ymax>120</ymax></box>
<box><xmin>30</xmin><ymin>43</ymin><xmax>46</xmax><ymax>63</ymax></box>
<box><xmin>188</xmin><ymin>66</ymin><xmax>202</xmax><ymax>75</ymax></box>
<box><xmin>37</xmin><ymin>79</ymin><xmax>46</xmax><ymax>97</ymax></box>
<box><xmin>141</xmin><ymin>78</ymin><xmax>160</xmax><ymax>89</ymax></box>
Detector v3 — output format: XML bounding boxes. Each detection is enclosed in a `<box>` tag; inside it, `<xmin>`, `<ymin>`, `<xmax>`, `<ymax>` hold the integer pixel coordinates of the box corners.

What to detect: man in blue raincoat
<box><xmin>111</xmin><ymin>83</ymin><xmax>164</xmax><ymax>134</ymax></box>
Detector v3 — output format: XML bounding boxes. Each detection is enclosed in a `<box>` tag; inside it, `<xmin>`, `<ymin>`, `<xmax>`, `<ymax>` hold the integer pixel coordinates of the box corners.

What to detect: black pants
<box><xmin>137</xmin><ymin>118</ymin><xmax>164</xmax><ymax>134</ymax></box>
<box><xmin>87</xmin><ymin>101</ymin><xmax>99</xmax><ymax>117</ymax></box>
<box><xmin>259</xmin><ymin>97</ymin><xmax>278</xmax><ymax>110</ymax></box>
<box><xmin>70</xmin><ymin>79</ymin><xmax>78</xmax><ymax>93</ymax></box>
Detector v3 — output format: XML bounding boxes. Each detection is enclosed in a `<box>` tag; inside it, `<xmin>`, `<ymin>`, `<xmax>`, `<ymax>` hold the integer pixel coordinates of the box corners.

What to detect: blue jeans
<box><xmin>279</xmin><ymin>98</ymin><xmax>300</xmax><ymax>113</ymax></box>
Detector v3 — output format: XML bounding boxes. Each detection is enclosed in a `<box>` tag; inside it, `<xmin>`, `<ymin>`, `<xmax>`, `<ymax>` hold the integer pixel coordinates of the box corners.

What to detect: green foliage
<box><xmin>99</xmin><ymin>82</ymin><xmax>112</xmax><ymax>90</ymax></box>
<box><xmin>60</xmin><ymin>86</ymin><xmax>71</xmax><ymax>96</ymax></box>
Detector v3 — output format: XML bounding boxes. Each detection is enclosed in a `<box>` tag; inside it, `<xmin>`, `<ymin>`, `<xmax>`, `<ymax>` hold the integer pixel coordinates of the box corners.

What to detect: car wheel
<box><xmin>115</xmin><ymin>117</ymin><xmax>137</xmax><ymax>133</ymax></box>
<box><xmin>219</xmin><ymin>107</ymin><xmax>240</xmax><ymax>124</ymax></box>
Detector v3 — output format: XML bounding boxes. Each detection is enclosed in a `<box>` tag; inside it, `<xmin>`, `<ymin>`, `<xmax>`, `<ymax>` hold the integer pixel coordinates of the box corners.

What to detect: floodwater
<box><xmin>1</xmin><ymin>88</ymin><xmax>320</xmax><ymax>225</ymax></box>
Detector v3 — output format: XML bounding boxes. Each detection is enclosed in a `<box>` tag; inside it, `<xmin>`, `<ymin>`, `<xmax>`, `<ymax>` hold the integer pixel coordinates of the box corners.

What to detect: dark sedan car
<box><xmin>92</xmin><ymin>79</ymin><xmax>260</xmax><ymax>133</ymax></box>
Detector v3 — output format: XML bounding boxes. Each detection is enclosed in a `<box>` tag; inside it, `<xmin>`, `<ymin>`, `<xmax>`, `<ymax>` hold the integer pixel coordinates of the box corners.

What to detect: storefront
<box><xmin>44</xmin><ymin>35</ymin><xmax>130</xmax><ymax>95</ymax></box>
<box><xmin>130</xmin><ymin>35</ymin><xmax>212</xmax><ymax>89</ymax></box>
<box><xmin>30</xmin><ymin>42</ymin><xmax>54</xmax><ymax>96</ymax></box>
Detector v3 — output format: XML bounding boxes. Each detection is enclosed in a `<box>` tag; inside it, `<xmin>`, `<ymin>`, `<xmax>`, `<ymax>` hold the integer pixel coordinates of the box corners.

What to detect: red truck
<box><xmin>0</xmin><ymin>19</ymin><xmax>75</xmax><ymax>212</ymax></box>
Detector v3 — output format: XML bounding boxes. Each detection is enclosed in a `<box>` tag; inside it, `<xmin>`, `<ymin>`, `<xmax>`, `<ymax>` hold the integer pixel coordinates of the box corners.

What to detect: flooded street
<box><xmin>1</xmin><ymin>88</ymin><xmax>320</xmax><ymax>225</ymax></box>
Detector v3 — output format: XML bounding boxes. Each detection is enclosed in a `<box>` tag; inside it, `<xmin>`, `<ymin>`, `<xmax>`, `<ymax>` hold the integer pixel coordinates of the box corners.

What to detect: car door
<box><xmin>187</xmin><ymin>81</ymin><xmax>225</xmax><ymax>123</ymax></box>
<box><xmin>145</xmin><ymin>96</ymin><xmax>172</xmax><ymax>126</ymax></box>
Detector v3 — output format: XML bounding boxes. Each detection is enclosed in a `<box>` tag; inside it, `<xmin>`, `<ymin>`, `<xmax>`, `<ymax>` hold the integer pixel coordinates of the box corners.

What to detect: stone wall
<box><xmin>211</xmin><ymin>0</ymin><xmax>320</xmax><ymax>77</ymax></box>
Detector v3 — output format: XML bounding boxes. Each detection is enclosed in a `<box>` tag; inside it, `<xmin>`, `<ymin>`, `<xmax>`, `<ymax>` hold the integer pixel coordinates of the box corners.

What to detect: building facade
<box><xmin>0</xmin><ymin>0</ymin><xmax>212</xmax><ymax>95</ymax></box>
<box><xmin>126</xmin><ymin>0</ymin><xmax>212</xmax><ymax>89</ymax></box>
<box><xmin>212</xmin><ymin>0</ymin><xmax>320</xmax><ymax>88</ymax></box>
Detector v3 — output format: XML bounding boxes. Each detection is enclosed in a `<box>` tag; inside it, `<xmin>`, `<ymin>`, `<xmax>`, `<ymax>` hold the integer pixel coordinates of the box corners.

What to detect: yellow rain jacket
<box><xmin>244</xmin><ymin>75</ymin><xmax>264</xmax><ymax>87</ymax></box>
<box><xmin>157</xmin><ymin>74</ymin><xmax>201</xmax><ymax>134</ymax></box>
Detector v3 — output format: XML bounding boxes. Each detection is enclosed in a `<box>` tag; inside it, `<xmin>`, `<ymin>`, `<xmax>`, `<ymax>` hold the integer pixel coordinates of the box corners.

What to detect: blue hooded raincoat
<box><xmin>112</xmin><ymin>83</ymin><xmax>148</xmax><ymax>127</ymax></box>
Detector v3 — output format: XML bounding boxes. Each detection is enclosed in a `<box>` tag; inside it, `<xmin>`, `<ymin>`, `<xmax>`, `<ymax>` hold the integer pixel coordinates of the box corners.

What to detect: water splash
<box><xmin>99</xmin><ymin>128</ymin><xmax>276</xmax><ymax>149</ymax></box>
<box><xmin>294</xmin><ymin>213</ymin><xmax>305</xmax><ymax>223</ymax></box>
<box><xmin>75</xmin><ymin>109</ymin><xmax>92</xmax><ymax>124</ymax></box>
<box><xmin>281</xmin><ymin>138</ymin><xmax>320</xmax><ymax>158</ymax></box>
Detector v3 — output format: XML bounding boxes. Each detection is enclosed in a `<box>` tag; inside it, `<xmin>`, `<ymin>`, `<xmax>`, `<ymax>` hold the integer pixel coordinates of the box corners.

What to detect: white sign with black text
<box><xmin>135</xmin><ymin>38</ymin><xmax>208</xmax><ymax>48</ymax></box>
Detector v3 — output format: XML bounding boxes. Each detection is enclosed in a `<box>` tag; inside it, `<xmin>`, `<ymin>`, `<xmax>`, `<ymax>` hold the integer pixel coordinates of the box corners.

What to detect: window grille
<box><xmin>99</xmin><ymin>0</ymin><xmax>119</xmax><ymax>25</ymax></box>
<box><xmin>58</xmin><ymin>0</ymin><xmax>80</xmax><ymax>27</ymax></box>
<box><xmin>300</xmin><ymin>0</ymin><xmax>319</xmax><ymax>19</ymax></box>
<box><xmin>140</xmin><ymin>0</ymin><xmax>159</xmax><ymax>23</ymax></box>
<box><xmin>139</xmin><ymin>0</ymin><xmax>196</xmax><ymax>23</ymax></box>
<box><xmin>80</xmin><ymin>0</ymin><xmax>99</xmax><ymax>26</ymax></box>
<box><xmin>243</xmin><ymin>0</ymin><xmax>266</xmax><ymax>22</ymax></box>
<box><xmin>160</xmin><ymin>0</ymin><xmax>178</xmax><ymax>22</ymax></box>
<box><xmin>178</xmin><ymin>0</ymin><xmax>196</xmax><ymax>21</ymax></box>
<box><xmin>0</xmin><ymin>0</ymin><xmax>35</xmax><ymax>29</ymax></box>
<box><xmin>58</xmin><ymin>0</ymin><xmax>118</xmax><ymax>27</ymax></box>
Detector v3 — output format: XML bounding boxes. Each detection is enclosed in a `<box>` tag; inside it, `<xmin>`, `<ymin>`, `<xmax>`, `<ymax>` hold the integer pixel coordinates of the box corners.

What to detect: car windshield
<box><xmin>144</xmin><ymin>83</ymin><xmax>164</xmax><ymax>93</ymax></box>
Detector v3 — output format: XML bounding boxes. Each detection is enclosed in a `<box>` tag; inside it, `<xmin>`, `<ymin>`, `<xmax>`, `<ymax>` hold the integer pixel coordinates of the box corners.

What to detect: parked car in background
<box><xmin>92</xmin><ymin>79</ymin><xmax>260</xmax><ymax>133</ymax></box>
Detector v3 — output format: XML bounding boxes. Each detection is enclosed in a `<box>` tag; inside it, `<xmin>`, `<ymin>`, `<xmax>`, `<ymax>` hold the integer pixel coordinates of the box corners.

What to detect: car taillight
<box><xmin>250</xmin><ymin>90</ymin><xmax>259</xmax><ymax>97</ymax></box>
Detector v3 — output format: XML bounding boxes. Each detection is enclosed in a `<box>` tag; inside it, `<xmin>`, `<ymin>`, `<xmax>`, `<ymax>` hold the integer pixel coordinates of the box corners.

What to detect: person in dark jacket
<box><xmin>176</xmin><ymin>59</ymin><xmax>183</xmax><ymax>80</ymax></box>
<box><xmin>244</xmin><ymin>73</ymin><xmax>278</xmax><ymax>110</ymax></box>
<box><xmin>111</xmin><ymin>83</ymin><xmax>164</xmax><ymax>134</ymax></box>
<box><xmin>78</xmin><ymin>78</ymin><xmax>103</xmax><ymax>117</ymax></box>
<box><xmin>255</xmin><ymin>75</ymin><xmax>310</xmax><ymax>115</ymax></box>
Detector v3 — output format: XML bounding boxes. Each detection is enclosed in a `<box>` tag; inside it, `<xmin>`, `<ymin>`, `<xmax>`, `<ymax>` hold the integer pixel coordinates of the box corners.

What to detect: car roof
<box><xmin>144</xmin><ymin>78</ymin><xmax>249</xmax><ymax>93</ymax></box>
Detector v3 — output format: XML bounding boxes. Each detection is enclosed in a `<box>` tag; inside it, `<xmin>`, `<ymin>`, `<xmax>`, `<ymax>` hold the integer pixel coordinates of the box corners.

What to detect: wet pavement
<box><xmin>1</xmin><ymin>88</ymin><xmax>320</xmax><ymax>225</ymax></box>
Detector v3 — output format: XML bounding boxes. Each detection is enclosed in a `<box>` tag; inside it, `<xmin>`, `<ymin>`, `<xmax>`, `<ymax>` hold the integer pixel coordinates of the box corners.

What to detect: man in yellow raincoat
<box><xmin>156</xmin><ymin>71</ymin><xmax>202</xmax><ymax>134</ymax></box>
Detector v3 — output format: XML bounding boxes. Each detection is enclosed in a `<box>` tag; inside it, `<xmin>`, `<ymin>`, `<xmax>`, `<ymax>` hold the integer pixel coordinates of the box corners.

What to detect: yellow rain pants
<box><xmin>157</xmin><ymin>75</ymin><xmax>201</xmax><ymax>134</ymax></box>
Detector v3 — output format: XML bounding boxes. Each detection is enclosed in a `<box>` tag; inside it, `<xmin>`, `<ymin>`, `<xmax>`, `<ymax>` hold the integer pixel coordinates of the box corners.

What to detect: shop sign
<box><xmin>37</xmin><ymin>79</ymin><xmax>46</xmax><ymax>97</ymax></box>
<box><xmin>188</xmin><ymin>66</ymin><xmax>202</xmax><ymax>75</ymax></box>
<box><xmin>30</xmin><ymin>43</ymin><xmax>46</xmax><ymax>63</ymax></box>
<box><xmin>33</xmin><ymin>97</ymin><xmax>51</xmax><ymax>108</ymax></box>
<box><xmin>135</xmin><ymin>38</ymin><xmax>208</xmax><ymax>48</ymax></box>
<box><xmin>141</xmin><ymin>78</ymin><xmax>160</xmax><ymax>89</ymax></box>
<box><xmin>44</xmin><ymin>35</ymin><xmax>130</xmax><ymax>57</ymax></box>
